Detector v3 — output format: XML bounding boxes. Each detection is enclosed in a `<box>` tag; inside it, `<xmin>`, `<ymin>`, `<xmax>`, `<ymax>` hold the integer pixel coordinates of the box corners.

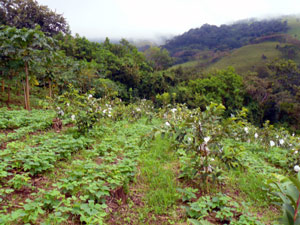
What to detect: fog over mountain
<box><xmin>36</xmin><ymin>0</ymin><xmax>300</xmax><ymax>41</ymax></box>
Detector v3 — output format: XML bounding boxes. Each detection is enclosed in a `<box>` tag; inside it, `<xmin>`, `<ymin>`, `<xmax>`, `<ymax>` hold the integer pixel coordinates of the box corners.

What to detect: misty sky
<box><xmin>37</xmin><ymin>0</ymin><xmax>300</xmax><ymax>40</ymax></box>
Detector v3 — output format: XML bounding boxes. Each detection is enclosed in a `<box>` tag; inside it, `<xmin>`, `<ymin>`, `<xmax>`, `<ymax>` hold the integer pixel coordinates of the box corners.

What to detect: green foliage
<box><xmin>175</xmin><ymin>68</ymin><xmax>244</xmax><ymax>116</ymax></box>
<box><xmin>164</xmin><ymin>19</ymin><xmax>288</xmax><ymax>63</ymax></box>
<box><xmin>219</xmin><ymin>139</ymin><xmax>246</xmax><ymax>169</ymax></box>
<box><xmin>0</xmin><ymin>110</ymin><xmax>155</xmax><ymax>224</ymax></box>
<box><xmin>0</xmin><ymin>26</ymin><xmax>55</xmax><ymax>64</ymax></box>
<box><xmin>184</xmin><ymin>193</ymin><xmax>263</xmax><ymax>224</ymax></box>
<box><xmin>144</xmin><ymin>46</ymin><xmax>174</xmax><ymax>70</ymax></box>
<box><xmin>177</xmin><ymin>187</ymin><xmax>198</xmax><ymax>202</ymax></box>
<box><xmin>139</xmin><ymin>70</ymin><xmax>176</xmax><ymax>100</ymax></box>
<box><xmin>1</xmin><ymin>132</ymin><xmax>91</xmax><ymax>175</ymax></box>
<box><xmin>94</xmin><ymin>78</ymin><xmax>126</xmax><ymax>99</ymax></box>
<box><xmin>0</xmin><ymin>108</ymin><xmax>55</xmax><ymax>144</ymax></box>
<box><xmin>244</xmin><ymin>58</ymin><xmax>300</xmax><ymax>129</ymax></box>
<box><xmin>0</xmin><ymin>0</ymin><xmax>69</xmax><ymax>35</ymax></box>
<box><xmin>0</xmin><ymin>25</ymin><xmax>56</xmax><ymax>109</ymax></box>
<box><xmin>157</xmin><ymin>103</ymin><xmax>228</xmax><ymax>190</ymax></box>
<box><xmin>273</xmin><ymin>173</ymin><xmax>300</xmax><ymax>224</ymax></box>
<box><xmin>1</xmin><ymin>11</ymin><xmax>300</xmax><ymax>225</ymax></box>
<box><xmin>56</xmin><ymin>86</ymin><xmax>101</xmax><ymax>134</ymax></box>
<box><xmin>8</xmin><ymin>173</ymin><xmax>31</xmax><ymax>190</ymax></box>
<box><xmin>0</xmin><ymin>95</ymin><xmax>300</xmax><ymax>224</ymax></box>
<box><xmin>156</xmin><ymin>92</ymin><xmax>171</xmax><ymax>106</ymax></box>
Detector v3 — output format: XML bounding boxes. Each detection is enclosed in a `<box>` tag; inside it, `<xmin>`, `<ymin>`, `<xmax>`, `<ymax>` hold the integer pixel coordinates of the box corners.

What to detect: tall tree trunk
<box><xmin>1</xmin><ymin>79</ymin><xmax>4</xmax><ymax>93</ymax></box>
<box><xmin>49</xmin><ymin>79</ymin><xmax>52</xmax><ymax>98</ymax></box>
<box><xmin>25</xmin><ymin>62</ymin><xmax>30</xmax><ymax>111</ymax></box>
<box><xmin>23</xmin><ymin>82</ymin><xmax>27</xmax><ymax>110</ymax></box>
<box><xmin>6</xmin><ymin>72</ymin><xmax>12</xmax><ymax>107</ymax></box>
<box><xmin>7</xmin><ymin>82</ymin><xmax>10</xmax><ymax>107</ymax></box>
<box><xmin>15</xmin><ymin>72</ymin><xmax>20</xmax><ymax>96</ymax></box>
<box><xmin>16</xmin><ymin>81</ymin><xmax>20</xmax><ymax>96</ymax></box>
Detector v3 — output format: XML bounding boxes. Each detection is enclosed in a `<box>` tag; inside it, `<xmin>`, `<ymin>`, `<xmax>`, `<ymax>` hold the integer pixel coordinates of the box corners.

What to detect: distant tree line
<box><xmin>163</xmin><ymin>20</ymin><xmax>289</xmax><ymax>63</ymax></box>
<box><xmin>1</xmin><ymin>0</ymin><xmax>300</xmax><ymax>131</ymax></box>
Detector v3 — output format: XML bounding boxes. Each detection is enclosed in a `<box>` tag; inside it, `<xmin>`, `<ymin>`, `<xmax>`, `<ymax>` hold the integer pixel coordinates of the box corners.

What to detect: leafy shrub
<box><xmin>56</xmin><ymin>86</ymin><xmax>101</xmax><ymax>134</ymax></box>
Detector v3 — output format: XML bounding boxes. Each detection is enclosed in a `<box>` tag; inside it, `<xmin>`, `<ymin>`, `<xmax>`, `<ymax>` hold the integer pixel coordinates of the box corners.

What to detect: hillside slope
<box><xmin>163</xmin><ymin>19</ymin><xmax>288</xmax><ymax>64</ymax></box>
<box><xmin>205</xmin><ymin>42</ymin><xmax>282</xmax><ymax>74</ymax></box>
<box><xmin>286</xmin><ymin>16</ymin><xmax>300</xmax><ymax>39</ymax></box>
<box><xmin>166</xmin><ymin>16</ymin><xmax>300</xmax><ymax>75</ymax></box>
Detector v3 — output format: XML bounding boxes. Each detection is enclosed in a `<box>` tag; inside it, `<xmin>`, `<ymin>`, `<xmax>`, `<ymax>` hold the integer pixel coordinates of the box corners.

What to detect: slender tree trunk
<box><xmin>49</xmin><ymin>79</ymin><xmax>52</xmax><ymax>98</ymax></box>
<box><xmin>7</xmin><ymin>82</ymin><xmax>10</xmax><ymax>107</ymax></box>
<box><xmin>23</xmin><ymin>82</ymin><xmax>27</xmax><ymax>110</ymax></box>
<box><xmin>1</xmin><ymin>79</ymin><xmax>4</xmax><ymax>93</ymax></box>
<box><xmin>15</xmin><ymin>72</ymin><xmax>20</xmax><ymax>96</ymax></box>
<box><xmin>16</xmin><ymin>80</ymin><xmax>20</xmax><ymax>96</ymax></box>
<box><xmin>6</xmin><ymin>72</ymin><xmax>12</xmax><ymax>107</ymax></box>
<box><xmin>25</xmin><ymin>62</ymin><xmax>30</xmax><ymax>111</ymax></box>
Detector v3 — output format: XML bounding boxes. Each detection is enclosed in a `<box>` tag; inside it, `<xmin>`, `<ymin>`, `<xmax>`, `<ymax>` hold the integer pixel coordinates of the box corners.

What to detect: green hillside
<box><xmin>166</xmin><ymin>16</ymin><xmax>300</xmax><ymax>74</ymax></box>
<box><xmin>286</xmin><ymin>17</ymin><xmax>300</xmax><ymax>39</ymax></box>
<box><xmin>206</xmin><ymin>42</ymin><xmax>282</xmax><ymax>74</ymax></box>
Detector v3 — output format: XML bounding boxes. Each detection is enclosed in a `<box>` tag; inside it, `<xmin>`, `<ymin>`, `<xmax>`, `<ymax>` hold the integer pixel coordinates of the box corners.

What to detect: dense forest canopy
<box><xmin>163</xmin><ymin>19</ymin><xmax>289</xmax><ymax>63</ymax></box>
<box><xmin>0</xmin><ymin>0</ymin><xmax>69</xmax><ymax>35</ymax></box>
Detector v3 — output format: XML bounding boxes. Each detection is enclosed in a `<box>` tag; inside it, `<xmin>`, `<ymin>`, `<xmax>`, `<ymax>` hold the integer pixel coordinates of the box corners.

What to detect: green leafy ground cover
<box><xmin>0</xmin><ymin>104</ymin><xmax>156</xmax><ymax>224</ymax></box>
<box><xmin>0</xmin><ymin>108</ymin><xmax>56</xmax><ymax>144</ymax></box>
<box><xmin>1</xmin><ymin>98</ymin><xmax>300</xmax><ymax>224</ymax></box>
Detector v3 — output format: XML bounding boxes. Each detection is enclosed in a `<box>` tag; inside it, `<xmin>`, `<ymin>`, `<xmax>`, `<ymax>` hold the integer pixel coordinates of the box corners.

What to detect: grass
<box><xmin>205</xmin><ymin>42</ymin><xmax>282</xmax><ymax>74</ymax></box>
<box><xmin>224</xmin><ymin>142</ymin><xmax>284</xmax><ymax>223</ymax></box>
<box><xmin>170</xmin><ymin>60</ymin><xmax>199</xmax><ymax>70</ymax></box>
<box><xmin>228</xmin><ymin>169</ymin><xmax>270</xmax><ymax>207</ymax></box>
<box><xmin>139</xmin><ymin>136</ymin><xmax>179</xmax><ymax>215</ymax></box>
<box><xmin>171</xmin><ymin>41</ymin><xmax>287</xmax><ymax>76</ymax></box>
<box><xmin>108</xmin><ymin>135</ymin><xmax>184</xmax><ymax>225</ymax></box>
<box><xmin>170</xmin><ymin>17</ymin><xmax>300</xmax><ymax>76</ymax></box>
<box><xmin>286</xmin><ymin>16</ymin><xmax>300</xmax><ymax>40</ymax></box>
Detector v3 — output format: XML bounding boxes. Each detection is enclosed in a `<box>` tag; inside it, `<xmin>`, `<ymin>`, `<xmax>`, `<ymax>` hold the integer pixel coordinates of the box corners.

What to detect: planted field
<box><xmin>0</xmin><ymin>108</ymin><xmax>56</xmax><ymax>148</ymax></box>
<box><xmin>0</xmin><ymin>104</ymin><xmax>156</xmax><ymax>224</ymax></box>
<box><xmin>0</xmin><ymin>96</ymin><xmax>299</xmax><ymax>224</ymax></box>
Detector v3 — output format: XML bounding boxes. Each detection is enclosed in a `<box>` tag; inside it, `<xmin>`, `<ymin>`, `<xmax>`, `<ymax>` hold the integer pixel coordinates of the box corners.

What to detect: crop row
<box><xmin>0</xmin><ymin>109</ymin><xmax>57</xmax><ymax>144</ymax></box>
<box><xmin>0</xmin><ymin>109</ymin><xmax>55</xmax><ymax>129</ymax></box>
<box><xmin>1</xmin><ymin>132</ymin><xmax>92</xmax><ymax>176</ymax></box>
<box><xmin>0</xmin><ymin>118</ymin><xmax>154</xmax><ymax>224</ymax></box>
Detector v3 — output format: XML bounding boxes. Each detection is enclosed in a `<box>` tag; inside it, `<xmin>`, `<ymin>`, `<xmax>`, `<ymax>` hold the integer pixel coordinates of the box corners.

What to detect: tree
<box><xmin>243</xmin><ymin>72</ymin><xmax>273</xmax><ymax>124</ymax></box>
<box><xmin>0</xmin><ymin>0</ymin><xmax>69</xmax><ymax>36</ymax></box>
<box><xmin>175</xmin><ymin>67</ymin><xmax>244</xmax><ymax>116</ymax></box>
<box><xmin>0</xmin><ymin>26</ymin><xmax>55</xmax><ymax>110</ymax></box>
<box><xmin>163</xmin><ymin>19</ymin><xmax>288</xmax><ymax>63</ymax></box>
<box><xmin>144</xmin><ymin>47</ymin><xmax>174</xmax><ymax>70</ymax></box>
<box><xmin>34</xmin><ymin>50</ymin><xmax>65</xmax><ymax>98</ymax></box>
<box><xmin>244</xmin><ymin>59</ymin><xmax>300</xmax><ymax>129</ymax></box>
<box><xmin>0</xmin><ymin>52</ymin><xmax>22</xmax><ymax>106</ymax></box>
<box><xmin>267</xmin><ymin>59</ymin><xmax>300</xmax><ymax>128</ymax></box>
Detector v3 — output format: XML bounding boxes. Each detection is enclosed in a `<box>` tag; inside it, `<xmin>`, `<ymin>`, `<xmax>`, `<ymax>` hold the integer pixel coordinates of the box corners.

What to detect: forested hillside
<box><xmin>163</xmin><ymin>19</ymin><xmax>289</xmax><ymax>63</ymax></box>
<box><xmin>1</xmin><ymin>1</ymin><xmax>300</xmax><ymax>224</ymax></box>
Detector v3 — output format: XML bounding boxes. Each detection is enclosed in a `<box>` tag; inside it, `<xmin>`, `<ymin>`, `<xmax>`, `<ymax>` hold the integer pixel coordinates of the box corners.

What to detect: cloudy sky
<box><xmin>37</xmin><ymin>0</ymin><xmax>299</xmax><ymax>40</ymax></box>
